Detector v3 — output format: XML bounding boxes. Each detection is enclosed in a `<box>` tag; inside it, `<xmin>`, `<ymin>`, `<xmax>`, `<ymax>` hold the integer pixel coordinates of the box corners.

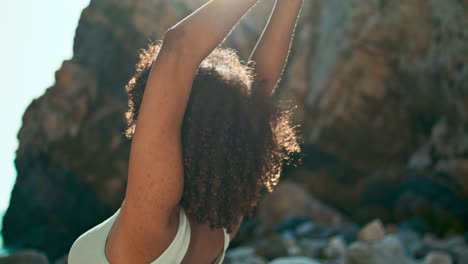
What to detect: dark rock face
<box><xmin>281</xmin><ymin>0</ymin><xmax>468</xmax><ymax>233</ymax></box>
<box><xmin>2</xmin><ymin>0</ymin><xmax>467</xmax><ymax>260</ymax></box>
<box><xmin>257</xmin><ymin>181</ymin><xmax>348</xmax><ymax>231</ymax></box>
<box><xmin>2</xmin><ymin>0</ymin><xmax>150</xmax><ymax>258</ymax></box>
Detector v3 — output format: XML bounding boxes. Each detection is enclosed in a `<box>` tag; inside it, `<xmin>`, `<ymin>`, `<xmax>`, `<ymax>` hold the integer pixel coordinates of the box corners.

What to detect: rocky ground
<box><xmin>222</xmin><ymin>182</ymin><xmax>468</xmax><ymax>264</ymax></box>
<box><xmin>1</xmin><ymin>181</ymin><xmax>467</xmax><ymax>264</ymax></box>
<box><xmin>223</xmin><ymin>219</ymin><xmax>468</xmax><ymax>264</ymax></box>
<box><xmin>1</xmin><ymin>218</ymin><xmax>467</xmax><ymax>264</ymax></box>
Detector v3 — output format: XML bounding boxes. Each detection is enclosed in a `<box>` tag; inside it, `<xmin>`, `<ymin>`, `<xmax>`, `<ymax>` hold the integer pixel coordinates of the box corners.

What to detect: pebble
<box><xmin>224</xmin><ymin>247</ymin><xmax>267</xmax><ymax>264</ymax></box>
<box><xmin>357</xmin><ymin>219</ymin><xmax>385</xmax><ymax>242</ymax></box>
<box><xmin>269</xmin><ymin>256</ymin><xmax>322</xmax><ymax>264</ymax></box>
<box><xmin>296</xmin><ymin>222</ymin><xmax>316</xmax><ymax>237</ymax></box>
<box><xmin>424</xmin><ymin>252</ymin><xmax>452</xmax><ymax>264</ymax></box>
<box><xmin>322</xmin><ymin>236</ymin><xmax>347</xmax><ymax>259</ymax></box>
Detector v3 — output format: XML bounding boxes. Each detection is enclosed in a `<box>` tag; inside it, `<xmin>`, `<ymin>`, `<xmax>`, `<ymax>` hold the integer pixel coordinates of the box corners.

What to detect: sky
<box><xmin>0</xmin><ymin>0</ymin><xmax>91</xmax><ymax>252</ymax></box>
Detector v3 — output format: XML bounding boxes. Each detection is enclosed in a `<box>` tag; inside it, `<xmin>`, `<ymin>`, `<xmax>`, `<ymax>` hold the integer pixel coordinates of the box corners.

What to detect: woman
<box><xmin>69</xmin><ymin>0</ymin><xmax>303</xmax><ymax>263</ymax></box>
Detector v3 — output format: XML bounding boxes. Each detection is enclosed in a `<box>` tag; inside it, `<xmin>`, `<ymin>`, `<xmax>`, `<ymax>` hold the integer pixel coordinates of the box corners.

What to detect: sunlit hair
<box><xmin>124</xmin><ymin>42</ymin><xmax>301</xmax><ymax>232</ymax></box>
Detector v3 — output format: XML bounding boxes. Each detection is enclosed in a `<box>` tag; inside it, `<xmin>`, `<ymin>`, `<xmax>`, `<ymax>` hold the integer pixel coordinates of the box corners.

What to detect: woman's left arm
<box><xmin>249</xmin><ymin>0</ymin><xmax>304</xmax><ymax>96</ymax></box>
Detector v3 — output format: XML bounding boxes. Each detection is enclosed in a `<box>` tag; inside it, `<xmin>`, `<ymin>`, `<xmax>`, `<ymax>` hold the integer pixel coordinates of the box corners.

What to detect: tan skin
<box><xmin>105</xmin><ymin>0</ymin><xmax>304</xmax><ymax>263</ymax></box>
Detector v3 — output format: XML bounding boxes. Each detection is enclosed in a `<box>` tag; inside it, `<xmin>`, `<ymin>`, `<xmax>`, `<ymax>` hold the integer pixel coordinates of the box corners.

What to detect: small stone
<box><xmin>276</xmin><ymin>219</ymin><xmax>309</xmax><ymax>234</ymax></box>
<box><xmin>255</xmin><ymin>234</ymin><xmax>289</xmax><ymax>260</ymax></box>
<box><xmin>295</xmin><ymin>222</ymin><xmax>316</xmax><ymax>237</ymax></box>
<box><xmin>347</xmin><ymin>235</ymin><xmax>411</xmax><ymax>264</ymax></box>
<box><xmin>455</xmin><ymin>247</ymin><xmax>468</xmax><ymax>264</ymax></box>
<box><xmin>280</xmin><ymin>232</ymin><xmax>302</xmax><ymax>256</ymax></box>
<box><xmin>225</xmin><ymin>246</ymin><xmax>255</xmax><ymax>258</ymax></box>
<box><xmin>269</xmin><ymin>256</ymin><xmax>322</xmax><ymax>264</ymax></box>
<box><xmin>297</xmin><ymin>238</ymin><xmax>327</xmax><ymax>258</ymax></box>
<box><xmin>408</xmin><ymin>144</ymin><xmax>432</xmax><ymax>170</ymax></box>
<box><xmin>357</xmin><ymin>219</ymin><xmax>385</xmax><ymax>242</ymax></box>
<box><xmin>225</xmin><ymin>247</ymin><xmax>267</xmax><ymax>264</ymax></box>
<box><xmin>0</xmin><ymin>250</ymin><xmax>49</xmax><ymax>264</ymax></box>
<box><xmin>424</xmin><ymin>252</ymin><xmax>452</xmax><ymax>264</ymax></box>
<box><xmin>322</xmin><ymin>236</ymin><xmax>347</xmax><ymax>259</ymax></box>
<box><xmin>397</xmin><ymin>229</ymin><xmax>422</xmax><ymax>258</ymax></box>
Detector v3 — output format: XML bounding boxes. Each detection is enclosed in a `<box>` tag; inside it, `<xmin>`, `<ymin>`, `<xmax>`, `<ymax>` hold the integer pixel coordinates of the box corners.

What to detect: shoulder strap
<box><xmin>152</xmin><ymin>207</ymin><xmax>191</xmax><ymax>264</ymax></box>
<box><xmin>223</xmin><ymin>228</ymin><xmax>230</xmax><ymax>251</ymax></box>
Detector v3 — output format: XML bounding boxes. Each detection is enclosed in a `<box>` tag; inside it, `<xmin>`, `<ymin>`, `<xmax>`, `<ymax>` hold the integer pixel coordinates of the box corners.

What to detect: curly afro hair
<box><xmin>124</xmin><ymin>42</ymin><xmax>301</xmax><ymax>232</ymax></box>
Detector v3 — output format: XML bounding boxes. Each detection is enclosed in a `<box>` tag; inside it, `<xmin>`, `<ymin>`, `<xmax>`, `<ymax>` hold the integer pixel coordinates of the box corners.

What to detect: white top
<box><xmin>68</xmin><ymin>207</ymin><xmax>230</xmax><ymax>264</ymax></box>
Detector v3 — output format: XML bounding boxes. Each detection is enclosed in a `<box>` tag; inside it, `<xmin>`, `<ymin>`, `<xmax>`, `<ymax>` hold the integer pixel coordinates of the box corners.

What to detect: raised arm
<box><xmin>167</xmin><ymin>0</ymin><xmax>260</xmax><ymax>67</ymax></box>
<box><xmin>114</xmin><ymin>1</ymin><xmax>259</xmax><ymax>263</ymax></box>
<box><xmin>249</xmin><ymin>0</ymin><xmax>304</xmax><ymax>96</ymax></box>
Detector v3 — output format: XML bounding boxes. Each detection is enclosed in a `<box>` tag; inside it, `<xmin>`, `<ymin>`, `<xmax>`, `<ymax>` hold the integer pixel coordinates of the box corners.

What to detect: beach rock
<box><xmin>224</xmin><ymin>247</ymin><xmax>267</xmax><ymax>264</ymax></box>
<box><xmin>456</xmin><ymin>249</ymin><xmax>468</xmax><ymax>264</ymax></box>
<box><xmin>258</xmin><ymin>181</ymin><xmax>347</xmax><ymax>231</ymax></box>
<box><xmin>255</xmin><ymin>234</ymin><xmax>290</xmax><ymax>260</ymax></box>
<box><xmin>423</xmin><ymin>252</ymin><xmax>452</xmax><ymax>264</ymax></box>
<box><xmin>357</xmin><ymin>220</ymin><xmax>386</xmax><ymax>242</ymax></box>
<box><xmin>346</xmin><ymin>235</ymin><xmax>411</xmax><ymax>264</ymax></box>
<box><xmin>420</xmin><ymin>235</ymin><xmax>468</xmax><ymax>264</ymax></box>
<box><xmin>269</xmin><ymin>257</ymin><xmax>321</xmax><ymax>264</ymax></box>
<box><xmin>285</xmin><ymin>0</ymin><xmax>468</xmax><ymax>232</ymax></box>
<box><xmin>295</xmin><ymin>222</ymin><xmax>317</xmax><ymax>237</ymax></box>
<box><xmin>294</xmin><ymin>238</ymin><xmax>327</xmax><ymax>259</ymax></box>
<box><xmin>396</xmin><ymin>229</ymin><xmax>423</xmax><ymax>258</ymax></box>
<box><xmin>0</xmin><ymin>250</ymin><xmax>48</xmax><ymax>264</ymax></box>
<box><xmin>321</xmin><ymin>236</ymin><xmax>347</xmax><ymax>260</ymax></box>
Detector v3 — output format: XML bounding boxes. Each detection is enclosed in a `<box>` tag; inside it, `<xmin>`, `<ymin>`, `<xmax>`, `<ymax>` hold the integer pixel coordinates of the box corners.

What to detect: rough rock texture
<box><xmin>283</xmin><ymin>0</ymin><xmax>468</xmax><ymax>232</ymax></box>
<box><xmin>2</xmin><ymin>0</ymin><xmax>468</xmax><ymax>260</ymax></box>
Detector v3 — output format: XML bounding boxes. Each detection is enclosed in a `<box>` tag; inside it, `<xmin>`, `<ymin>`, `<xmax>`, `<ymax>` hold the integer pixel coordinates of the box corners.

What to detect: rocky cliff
<box><xmin>2</xmin><ymin>0</ymin><xmax>467</xmax><ymax>260</ymax></box>
<box><xmin>280</xmin><ymin>0</ymin><xmax>468</xmax><ymax>233</ymax></box>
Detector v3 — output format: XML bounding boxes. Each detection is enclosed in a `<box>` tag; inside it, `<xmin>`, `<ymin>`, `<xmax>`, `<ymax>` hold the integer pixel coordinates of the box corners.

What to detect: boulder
<box><xmin>257</xmin><ymin>181</ymin><xmax>347</xmax><ymax>231</ymax></box>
